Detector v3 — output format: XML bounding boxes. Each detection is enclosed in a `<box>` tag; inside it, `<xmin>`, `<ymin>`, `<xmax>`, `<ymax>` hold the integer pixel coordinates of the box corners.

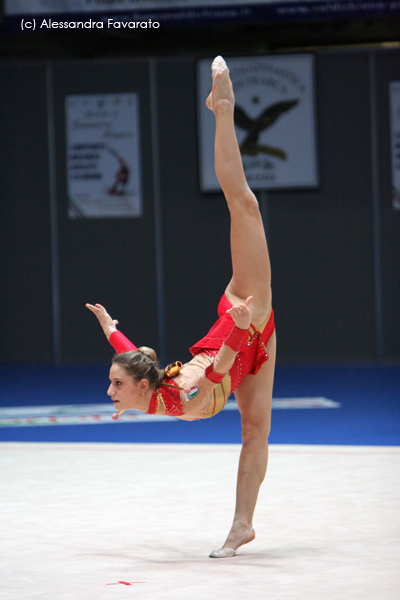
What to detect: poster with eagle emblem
<box><xmin>197</xmin><ymin>54</ymin><xmax>318</xmax><ymax>191</ymax></box>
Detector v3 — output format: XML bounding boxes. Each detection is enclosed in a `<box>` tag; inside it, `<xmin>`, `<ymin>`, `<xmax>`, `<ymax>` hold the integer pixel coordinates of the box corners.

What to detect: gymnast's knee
<box><xmin>227</xmin><ymin>188</ymin><xmax>260</xmax><ymax>215</ymax></box>
<box><xmin>241</xmin><ymin>415</ymin><xmax>271</xmax><ymax>445</ymax></box>
<box><xmin>243</xmin><ymin>190</ymin><xmax>259</xmax><ymax>214</ymax></box>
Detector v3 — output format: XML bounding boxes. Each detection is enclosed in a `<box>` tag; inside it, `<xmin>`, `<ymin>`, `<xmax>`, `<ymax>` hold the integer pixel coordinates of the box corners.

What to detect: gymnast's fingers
<box><xmin>86</xmin><ymin>303</ymin><xmax>107</xmax><ymax>321</ymax></box>
<box><xmin>85</xmin><ymin>303</ymin><xmax>98</xmax><ymax>314</ymax></box>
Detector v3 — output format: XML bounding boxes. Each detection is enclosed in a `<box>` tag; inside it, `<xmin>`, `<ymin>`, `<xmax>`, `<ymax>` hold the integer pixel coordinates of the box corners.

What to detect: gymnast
<box><xmin>86</xmin><ymin>56</ymin><xmax>276</xmax><ymax>558</ymax></box>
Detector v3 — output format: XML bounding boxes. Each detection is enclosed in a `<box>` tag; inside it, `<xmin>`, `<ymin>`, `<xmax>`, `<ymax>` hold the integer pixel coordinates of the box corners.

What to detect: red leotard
<box><xmin>190</xmin><ymin>295</ymin><xmax>275</xmax><ymax>393</ymax></box>
<box><xmin>108</xmin><ymin>295</ymin><xmax>275</xmax><ymax>418</ymax></box>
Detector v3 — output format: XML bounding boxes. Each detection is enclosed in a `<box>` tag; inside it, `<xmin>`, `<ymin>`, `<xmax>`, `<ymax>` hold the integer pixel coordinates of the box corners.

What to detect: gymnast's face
<box><xmin>107</xmin><ymin>363</ymin><xmax>143</xmax><ymax>410</ymax></box>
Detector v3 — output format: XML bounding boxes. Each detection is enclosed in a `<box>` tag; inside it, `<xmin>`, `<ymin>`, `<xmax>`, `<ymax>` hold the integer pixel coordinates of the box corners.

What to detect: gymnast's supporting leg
<box><xmin>207</xmin><ymin>57</ymin><xmax>276</xmax><ymax>557</ymax></box>
<box><xmin>219</xmin><ymin>334</ymin><xmax>276</xmax><ymax>555</ymax></box>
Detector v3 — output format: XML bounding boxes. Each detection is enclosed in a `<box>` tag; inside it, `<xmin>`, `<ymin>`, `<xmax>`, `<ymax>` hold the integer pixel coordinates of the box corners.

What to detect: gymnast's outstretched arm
<box><xmin>86</xmin><ymin>303</ymin><xmax>138</xmax><ymax>352</ymax></box>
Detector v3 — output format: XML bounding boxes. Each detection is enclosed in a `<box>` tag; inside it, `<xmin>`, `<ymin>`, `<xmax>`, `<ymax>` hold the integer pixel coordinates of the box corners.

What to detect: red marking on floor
<box><xmin>106</xmin><ymin>581</ymin><xmax>146</xmax><ymax>586</ymax></box>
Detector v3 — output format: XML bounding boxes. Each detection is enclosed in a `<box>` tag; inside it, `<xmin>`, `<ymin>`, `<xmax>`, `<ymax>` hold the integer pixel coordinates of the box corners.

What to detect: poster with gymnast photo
<box><xmin>197</xmin><ymin>54</ymin><xmax>318</xmax><ymax>191</ymax></box>
<box><xmin>65</xmin><ymin>93</ymin><xmax>142</xmax><ymax>218</ymax></box>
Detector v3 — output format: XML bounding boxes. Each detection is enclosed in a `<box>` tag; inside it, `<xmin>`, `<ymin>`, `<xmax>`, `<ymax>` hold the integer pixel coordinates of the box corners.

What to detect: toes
<box><xmin>211</xmin><ymin>55</ymin><xmax>226</xmax><ymax>79</ymax></box>
<box><xmin>206</xmin><ymin>56</ymin><xmax>233</xmax><ymax>111</ymax></box>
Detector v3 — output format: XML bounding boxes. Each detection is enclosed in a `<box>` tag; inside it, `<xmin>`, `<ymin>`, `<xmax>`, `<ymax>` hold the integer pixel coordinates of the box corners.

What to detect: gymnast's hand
<box><xmin>226</xmin><ymin>296</ymin><xmax>253</xmax><ymax>330</ymax></box>
<box><xmin>85</xmin><ymin>303</ymin><xmax>119</xmax><ymax>340</ymax></box>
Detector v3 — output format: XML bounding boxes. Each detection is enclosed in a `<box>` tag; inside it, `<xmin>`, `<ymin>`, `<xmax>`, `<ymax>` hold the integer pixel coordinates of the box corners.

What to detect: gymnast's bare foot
<box><xmin>206</xmin><ymin>55</ymin><xmax>235</xmax><ymax>113</ymax></box>
<box><xmin>209</xmin><ymin>523</ymin><xmax>255</xmax><ymax>558</ymax></box>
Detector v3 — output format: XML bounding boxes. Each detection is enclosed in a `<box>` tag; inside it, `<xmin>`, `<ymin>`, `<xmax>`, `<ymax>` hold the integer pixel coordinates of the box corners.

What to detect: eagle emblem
<box><xmin>234</xmin><ymin>99</ymin><xmax>298</xmax><ymax>159</ymax></box>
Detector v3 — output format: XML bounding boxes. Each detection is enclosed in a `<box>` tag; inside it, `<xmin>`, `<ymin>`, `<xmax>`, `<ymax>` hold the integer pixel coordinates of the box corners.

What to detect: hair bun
<box><xmin>138</xmin><ymin>346</ymin><xmax>157</xmax><ymax>362</ymax></box>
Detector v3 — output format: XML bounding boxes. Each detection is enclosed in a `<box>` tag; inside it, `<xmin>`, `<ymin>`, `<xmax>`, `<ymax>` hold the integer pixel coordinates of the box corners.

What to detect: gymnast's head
<box><xmin>107</xmin><ymin>347</ymin><xmax>163</xmax><ymax>410</ymax></box>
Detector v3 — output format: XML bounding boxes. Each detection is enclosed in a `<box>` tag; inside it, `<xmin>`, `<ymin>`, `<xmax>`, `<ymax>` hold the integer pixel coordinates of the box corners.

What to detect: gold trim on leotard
<box><xmin>204</xmin><ymin>371</ymin><xmax>231</xmax><ymax>419</ymax></box>
<box><xmin>251</xmin><ymin>307</ymin><xmax>272</xmax><ymax>334</ymax></box>
<box><xmin>202</xmin><ymin>309</ymin><xmax>273</xmax><ymax>419</ymax></box>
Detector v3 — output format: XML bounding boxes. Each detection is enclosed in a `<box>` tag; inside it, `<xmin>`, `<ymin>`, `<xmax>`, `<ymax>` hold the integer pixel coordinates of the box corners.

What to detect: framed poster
<box><xmin>65</xmin><ymin>93</ymin><xmax>142</xmax><ymax>218</ymax></box>
<box><xmin>390</xmin><ymin>81</ymin><xmax>400</xmax><ymax>210</ymax></box>
<box><xmin>197</xmin><ymin>54</ymin><xmax>318</xmax><ymax>191</ymax></box>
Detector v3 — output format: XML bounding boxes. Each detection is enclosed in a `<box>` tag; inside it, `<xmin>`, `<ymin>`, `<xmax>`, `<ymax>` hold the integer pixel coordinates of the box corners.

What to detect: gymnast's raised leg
<box><xmin>207</xmin><ymin>57</ymin><xmax>277</xmax><ymax>558</ymax></box>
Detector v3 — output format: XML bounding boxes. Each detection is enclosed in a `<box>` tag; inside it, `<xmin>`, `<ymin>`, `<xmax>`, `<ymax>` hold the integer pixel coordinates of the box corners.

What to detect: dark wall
<box><xmin>0</xmin><ymin>64</ymin><xmax>53</xmax><ymax>361</ymax></box>
<box><xmin>1</xmin><ymin>49</ymin><xmax>399</xmax><ymax>364</ymax></box>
